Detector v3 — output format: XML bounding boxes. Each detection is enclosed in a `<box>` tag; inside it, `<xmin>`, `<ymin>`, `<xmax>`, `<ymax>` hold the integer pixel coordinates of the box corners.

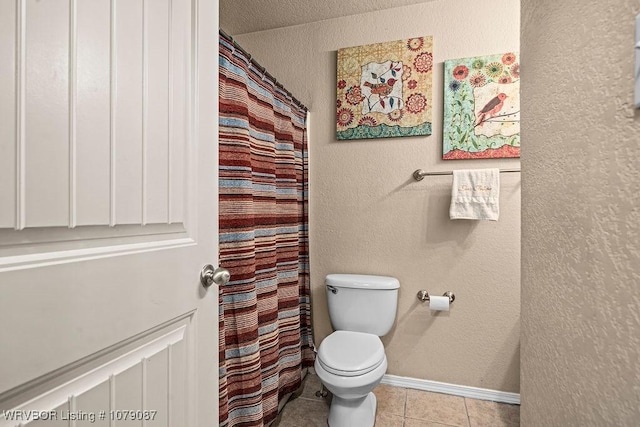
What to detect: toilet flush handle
<box><xmin>327</xmin><ymin>285</ymin><xmax>338</xmax><ymax>294</ymax></box>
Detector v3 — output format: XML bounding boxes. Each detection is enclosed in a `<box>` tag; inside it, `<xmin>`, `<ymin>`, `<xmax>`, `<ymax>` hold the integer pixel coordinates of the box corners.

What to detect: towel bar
<box><xmin>413</xmin><ymin>168</ymin><xmax>520</xmax><ymax>181</ymax></box>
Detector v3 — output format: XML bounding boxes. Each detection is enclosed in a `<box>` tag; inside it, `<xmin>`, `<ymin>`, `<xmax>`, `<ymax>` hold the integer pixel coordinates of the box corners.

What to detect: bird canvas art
<box><xmin>336</xmin><ymin>36</ymin><xmax>433</xmax><ymax>140</ymax></box>
<box><xmin>360</xmin><ymin>61</ymin><xmax>403</xmax><ymax>114</ymax></box>
<box><xmin>443</xmin><ymin>52</ymin><xmax>520</xmax><ymax>159</ymax></box>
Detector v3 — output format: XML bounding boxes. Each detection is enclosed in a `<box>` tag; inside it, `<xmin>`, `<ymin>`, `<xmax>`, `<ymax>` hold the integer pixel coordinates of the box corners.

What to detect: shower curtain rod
<box><xmin>219</xmin><ymin>28</ymin><xmax>308</xmax><ymax>111</ymax></box>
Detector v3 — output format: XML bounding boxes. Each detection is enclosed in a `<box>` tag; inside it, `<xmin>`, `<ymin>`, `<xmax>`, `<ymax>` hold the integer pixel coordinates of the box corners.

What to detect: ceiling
<box><xmin>220</xmin><ymin>0</ymin><xmax>435</xmax><ymax>35</ymax></box>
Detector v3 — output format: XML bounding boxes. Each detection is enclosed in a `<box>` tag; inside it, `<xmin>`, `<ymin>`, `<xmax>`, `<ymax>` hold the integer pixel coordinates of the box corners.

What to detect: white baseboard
<box><xmin>380</xmin><ymin>374</ymin><xmax>520</xmax><ymax>405</ymax></box>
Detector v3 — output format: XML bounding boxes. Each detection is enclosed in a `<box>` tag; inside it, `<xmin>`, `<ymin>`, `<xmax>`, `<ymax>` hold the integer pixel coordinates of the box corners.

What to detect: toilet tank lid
<box><xmin>326</xmin><ymin>274</ymin><xmax>400</xmax><ymax>290</ymax></box>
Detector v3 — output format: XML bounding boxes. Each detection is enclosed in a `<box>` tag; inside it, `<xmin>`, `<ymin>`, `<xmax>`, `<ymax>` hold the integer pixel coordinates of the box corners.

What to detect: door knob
<box><xmin>200</xmin><ymin>264</ymin><xmax>230</xmax><ymax>289</ymax></box>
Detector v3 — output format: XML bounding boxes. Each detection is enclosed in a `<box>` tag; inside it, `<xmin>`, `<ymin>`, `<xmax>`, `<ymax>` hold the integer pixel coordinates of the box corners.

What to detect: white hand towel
<box><xmin>449</xmin><ymin>169</ymin><xmax>500</xmax><ymax>221</ymax></box>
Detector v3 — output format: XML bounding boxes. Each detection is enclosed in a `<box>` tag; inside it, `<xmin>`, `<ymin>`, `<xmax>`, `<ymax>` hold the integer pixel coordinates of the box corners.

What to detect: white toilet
<box><xmin>315</xmin><ymin>274</ymin><xmax>400</xmax><ymax>427</ymax></box>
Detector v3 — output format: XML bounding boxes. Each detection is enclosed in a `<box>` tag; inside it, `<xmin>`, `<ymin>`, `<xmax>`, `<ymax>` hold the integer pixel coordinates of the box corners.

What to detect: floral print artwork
<box><xmin>337</xmin><ymin>37</ymin><xmax>433</xmax><ymax>140</ymax></box>
<box><xmin>443</xmin><ymin>52</ymin><xmax>520</xmax><ymax>159</ymax></box>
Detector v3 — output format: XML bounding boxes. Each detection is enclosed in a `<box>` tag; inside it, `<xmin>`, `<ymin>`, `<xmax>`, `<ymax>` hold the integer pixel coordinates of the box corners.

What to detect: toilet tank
<box><xmin>325</xmin><ymin>274</ymin><xmax>400</xmax><ymax>336</ymax></box>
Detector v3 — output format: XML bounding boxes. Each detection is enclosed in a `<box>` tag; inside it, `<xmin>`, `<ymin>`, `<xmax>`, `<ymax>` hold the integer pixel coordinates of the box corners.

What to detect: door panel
<box><xmin>1</xmin><ymin>314</ymin><xmax>191</xmax><ymax>426</ymax></box>
<box><xmin>0</xmin><ymin>0</ymin><xmax>219</xmax><ymax>425</ymax></box>
<box><xmin>24</xmin><ymin>0</ymin><xmax>70</xmax><ymax>228</ymax></box>
<box><xmin>76</xmin><ymin>0</ymin><xmax>111</xmax><ymax>227</ymax></box>
<box><xmin>0</xmin><ymin>0</ymin><xmax>17</xmax><ymax>229</ymax></box>
<box><xmin>0</xmin><ymin>0</ymin><xmax>189</xmax><ymax>235</ymax></box>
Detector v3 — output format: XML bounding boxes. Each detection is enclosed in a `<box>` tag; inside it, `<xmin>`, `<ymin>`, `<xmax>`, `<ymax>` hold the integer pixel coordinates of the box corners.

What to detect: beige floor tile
<box><xmin>405</xmin><ymin>389</ymin><xmax>469</xmax><ymax>427</ymax></box>
<box><xmin>465</xmin><ymin>398</ymin><xmax>519</xmax><ymax>427</ymax></box>
<box><xmin>374</xmin><ymin>412</ymin><xmax>404</xmax><ymax>427</ymax></box>
<box><xmin>374</xmin><ymin>384</ymin><xmax>407</xmax><ymax>417</ymax></box>
<box><xmin>405</xmin><ymin>419</ymin><xmax>462</xmax><ymax>427</ymax></box>
<box><xmin>299</xmin><ymin>373</ymin><xmax>332</xmax><ymax>401</ymax></box>
<box><xmin>272</xmin><ymin>395</ymin><xmax>330</xmax><ymax>427</ymax></box>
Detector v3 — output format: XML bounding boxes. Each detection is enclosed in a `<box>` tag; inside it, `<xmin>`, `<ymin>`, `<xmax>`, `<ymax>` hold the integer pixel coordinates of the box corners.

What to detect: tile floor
<box><xmin>272</xmin><ymin>373</ymin><xmax>519</xmax><ymax>427</ymax></box>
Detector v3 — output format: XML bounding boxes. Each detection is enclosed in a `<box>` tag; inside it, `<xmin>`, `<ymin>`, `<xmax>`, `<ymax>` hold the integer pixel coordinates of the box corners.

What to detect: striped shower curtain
<box><xmin>218</xmin><ymin>33</ymin><xmax>314</xmax><ymax>427</ymax></box>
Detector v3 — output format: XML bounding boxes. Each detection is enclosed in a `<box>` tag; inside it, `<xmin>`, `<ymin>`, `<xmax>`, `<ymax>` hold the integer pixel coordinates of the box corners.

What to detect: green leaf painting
<box><xmin>443</xmin><ymin>52</ymin><xmax>520</xmax><ymax>159</ymax></box>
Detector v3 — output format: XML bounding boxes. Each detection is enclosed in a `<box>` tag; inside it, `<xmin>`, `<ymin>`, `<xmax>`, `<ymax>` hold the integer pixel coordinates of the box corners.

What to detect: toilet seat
<box><xmin>317</xmin><ymin>331</ymin><xmax>385</xmax><ymax>377</ymax></box>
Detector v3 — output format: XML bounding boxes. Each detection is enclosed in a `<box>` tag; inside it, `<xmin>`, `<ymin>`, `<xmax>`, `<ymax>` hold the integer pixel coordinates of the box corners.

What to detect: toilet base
<box><xmin>328</xmin><ymin>392</ymin><xmax>377</xmax><ymax>427</ymax></box>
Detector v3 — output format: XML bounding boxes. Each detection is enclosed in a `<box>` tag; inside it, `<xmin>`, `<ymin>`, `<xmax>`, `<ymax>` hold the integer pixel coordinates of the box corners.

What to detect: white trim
<box><xmin>141</xmin><ymin>0</ymin><xmax>148</xmax><ymax>226</ymax></box>
<box><xmin>109</xmin><ymin>375</ymin><xmax>116</xmax><ymax>427</ymax></box>
<box><xmin>109</xmin><ymin>0</ymin><xmax>117</xmax><ymax>227</ymax></box>
<box><xmin>380</xmin><ymin>374</ymin><xmax>520</xmax><ymax>405</ymax></box>
<box><xmin>68</xmin><ymin>0</ymin><xmax>78</xmax><ymax>229</ymax></box>
<box><xmin>166</xmin><ymin>0</ymin><xmax>173</xmax><ymax>225</ymax></box>
<box><xmin>166</xmin><ymin>343</ymin><xmax>173</xmax><ymax>424</ymax></box>
<box><xmin>141</xmin><ymin>357</ymin><xmax>148</xmax><ymax>427</ymax></box>
<box><xmin>68</xmin><ymin>395</ymin><xmax>77</xmax><ymax>427</ymax></box>
<box><xmin>0</xmin><ymin>325</ymin><xmax>186</xmax><ymax>427</ymax></box>
<box><xmin>186</xmin><ymin>299</ymin><xmax>197</xmax><ymax>427</ymax></box>
<box><xmin>15</xmin><ymin>0</ymin><xmax>26</xmax><ymax>231</ymax></box>
<box><xmin>0</xmin><ymin>237</ymin><xmax>195</xmax><ymax>272</ymax></box>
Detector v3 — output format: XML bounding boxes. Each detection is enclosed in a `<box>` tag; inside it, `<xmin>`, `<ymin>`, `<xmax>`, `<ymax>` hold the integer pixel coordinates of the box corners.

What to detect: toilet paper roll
<box><xmin>429</xmin><ymin>295</ymin><xmax>450</xmax><ymax>311</ymax></box>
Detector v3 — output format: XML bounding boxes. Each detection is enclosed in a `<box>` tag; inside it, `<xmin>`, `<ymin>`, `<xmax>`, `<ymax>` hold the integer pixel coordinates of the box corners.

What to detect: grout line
<box><xmin>402</xmin><ymin>386</ymin><xmax>407</xmax><ymax>426</ymax></box>
<box><xmin>463</xmin><ymin>397</ymin><xmax>471</xmax><ymax>427</ymax></box>
<box><xmin>403</xmin><ymin>419</ymin><xmax>461</xmax><ymax>427</ymax></box>
<box><xmin>403</xmin><ymin>386</ymin><xmax>408</xmax><ymax>418</ymax></box>
<box><xmin>297</xmin><ymin>396</ymin><xmax>320</xmax><ymax>402</ymax></box>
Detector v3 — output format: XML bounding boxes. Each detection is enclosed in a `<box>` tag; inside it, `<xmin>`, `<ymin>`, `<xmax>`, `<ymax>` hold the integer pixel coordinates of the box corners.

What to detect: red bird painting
<box><xmin>475</xmin><ymin>92</ymin><xmax>507</xmax><ymax>127</ymax></box>
<box><xmin>363</xmin><ymin>78</ymin><xmax>397</xmax><ymax>97</ymax></box>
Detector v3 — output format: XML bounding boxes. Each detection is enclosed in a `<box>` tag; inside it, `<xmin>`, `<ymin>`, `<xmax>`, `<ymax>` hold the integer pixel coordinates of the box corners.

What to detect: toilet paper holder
<box><xmin>417</xmin><ymin>290</ymin><xmax>455</xmax><ymax>304</ymax></box>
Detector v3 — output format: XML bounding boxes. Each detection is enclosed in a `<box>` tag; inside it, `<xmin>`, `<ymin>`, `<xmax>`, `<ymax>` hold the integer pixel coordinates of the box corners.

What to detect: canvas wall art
<box><xmin>443</xmin><ymin>52</ymin><xmax>520</xmax><ymax>159</ymax></box>
<box><xmin>336</xmin><ymin>36</ymin><xmax>433</xmax><ymax>140</ymax></box>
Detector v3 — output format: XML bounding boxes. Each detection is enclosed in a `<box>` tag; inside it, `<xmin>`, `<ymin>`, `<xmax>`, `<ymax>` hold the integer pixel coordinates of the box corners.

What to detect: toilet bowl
<box><xmin>316</xmin><ymin>274</ymin><xmax>399</xmax><ymax>427</ymax></box>
<box><xmin>315</xmin><ymin>330</ymin><xmax>387</xmax><ymax>427</ymax></box>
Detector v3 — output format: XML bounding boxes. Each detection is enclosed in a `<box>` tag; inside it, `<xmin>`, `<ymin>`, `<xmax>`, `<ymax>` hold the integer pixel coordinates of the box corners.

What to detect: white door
<box><xmin>0</xmin><ymin>0</ymin><xmax>219</xmax><ymax>426</ymax></box>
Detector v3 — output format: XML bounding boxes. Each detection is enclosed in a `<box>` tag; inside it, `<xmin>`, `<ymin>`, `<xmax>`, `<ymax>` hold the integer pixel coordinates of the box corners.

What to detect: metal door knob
<box><xmin>200</xmin><ymin>264</ymin><xmax>230</xmax><ymax>289</ymax></box>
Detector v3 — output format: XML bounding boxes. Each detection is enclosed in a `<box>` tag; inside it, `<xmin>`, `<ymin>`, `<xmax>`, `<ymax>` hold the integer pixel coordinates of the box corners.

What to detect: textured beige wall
<box><xmin>521</xmin><ymin>1</ymin><xmax>640</xmax><ymax>424</ymax></box>
<box><xmin>233</xmin><ymin>0</ymin><xmax>521</xmax><ymax>393</ymax></box>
